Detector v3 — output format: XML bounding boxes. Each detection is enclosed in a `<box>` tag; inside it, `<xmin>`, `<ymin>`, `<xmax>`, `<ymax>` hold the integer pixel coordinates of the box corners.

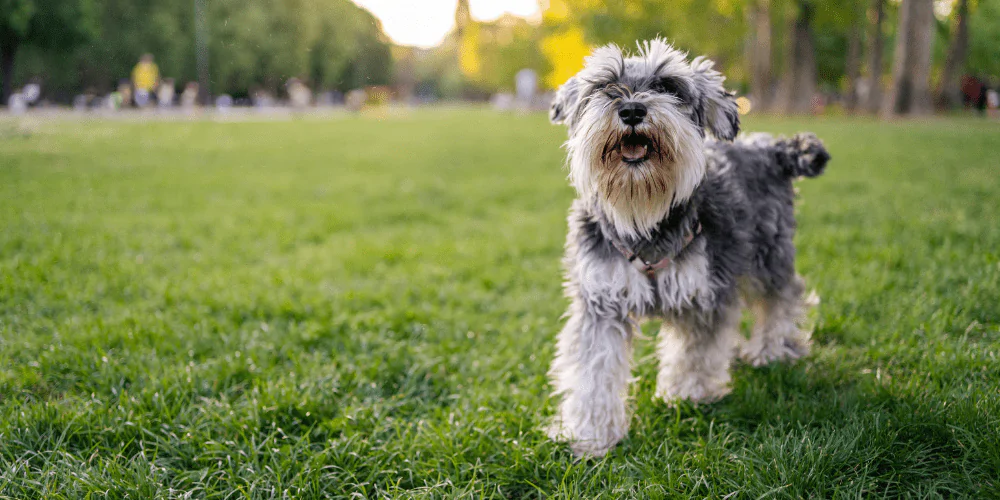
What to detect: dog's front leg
<box><xmin>548</xmin><ymin>299</ymin><xmax>633</xmax><ymax>457</ymax></box>
<box><xmin>656</xmin><ymin>304</ymin><xmax>739</xmax><ymax>404</ymax></box>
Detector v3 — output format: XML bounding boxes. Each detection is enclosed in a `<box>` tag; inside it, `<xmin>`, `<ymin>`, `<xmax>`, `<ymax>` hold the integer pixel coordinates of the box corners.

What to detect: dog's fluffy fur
<box><xmin>547</xmin><ymin>39</ymin><xmax>831</xmax><ymax>457</ymax></box>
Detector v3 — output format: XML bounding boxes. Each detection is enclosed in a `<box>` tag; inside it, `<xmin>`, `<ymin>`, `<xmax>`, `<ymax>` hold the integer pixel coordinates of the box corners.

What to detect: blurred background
<box><xmin>2</xmin><ymin>3</ymin><xmax>1000</xmax><ymax>496</ymax></box>
<box><xmin>1</xmin><ymin>0</ymin><xmax>998</xmax><ymax>117</ymax></box>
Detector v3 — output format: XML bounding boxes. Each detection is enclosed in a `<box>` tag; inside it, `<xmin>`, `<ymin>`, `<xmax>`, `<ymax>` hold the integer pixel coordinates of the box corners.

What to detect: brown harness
<box><xmin>608</xmin><ymin>221</ymin><xmax>703</xmax><ymax>278</ymax></box>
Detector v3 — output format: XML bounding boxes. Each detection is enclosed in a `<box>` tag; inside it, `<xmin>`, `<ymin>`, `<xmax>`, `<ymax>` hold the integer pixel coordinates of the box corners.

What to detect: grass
<box><xmin>0</xmin><ymin>108</ymin><xmax>998</xmax><ymax>498</ymax></box>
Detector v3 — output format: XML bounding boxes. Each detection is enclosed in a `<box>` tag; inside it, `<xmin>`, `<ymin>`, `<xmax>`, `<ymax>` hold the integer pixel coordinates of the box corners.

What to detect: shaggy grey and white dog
<box><xmin>546</xmin><ymin>39</ymin><xmax>830</xmax><ymax>457</ymax></box>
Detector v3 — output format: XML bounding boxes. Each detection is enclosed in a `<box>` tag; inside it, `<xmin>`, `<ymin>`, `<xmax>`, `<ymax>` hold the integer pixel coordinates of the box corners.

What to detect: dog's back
<box><xmin>705</xmin><ymin>131</ymin><xmax>830</xmax><ymax>305</ymax></box>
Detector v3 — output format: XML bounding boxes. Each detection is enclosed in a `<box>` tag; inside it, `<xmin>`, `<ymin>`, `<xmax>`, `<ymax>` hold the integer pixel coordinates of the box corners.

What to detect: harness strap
<box><xmin>610</xmin><ymin>222</ymin><xmax>702</xmax><ymax>278</ymax></box>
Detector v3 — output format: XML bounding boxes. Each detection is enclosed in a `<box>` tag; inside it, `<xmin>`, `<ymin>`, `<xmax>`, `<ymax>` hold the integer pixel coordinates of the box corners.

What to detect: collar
<box><xmin>608</xmin><ymin>222</ymin><xmax>702</xmax><ymax>278</ymax></box>
<box><xmin>597</xmin><ymin>202</ymin><xmax>703</xmax><ymax>278</ymax></box>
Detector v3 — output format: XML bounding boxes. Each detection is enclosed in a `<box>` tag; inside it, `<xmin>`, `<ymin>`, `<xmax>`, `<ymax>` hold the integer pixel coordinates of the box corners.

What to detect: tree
<box><xmin>967</xmin><ymin>0</ymin><xmax>1000</xmax><ymax>79</ymax></box>
<box><xmin>540</xmin><ymin>0</ymin><xmax>750</xmax><ymax>90</ymax></box>
<box><xmin>865</xmin><ymin>0</ymin><xmax>886</xmax><ymax>113</ymax></box>
<box><xmin>780</xmin><ymin>0</ymin><xmax>818</xmax><ymax>114</ymax></box>
<box><xmin>414</xmin><ymin>1</ymin><xmax>549</xmax><ymax>98</ymax></box>
<box><xmin>0</xmin><ymin>0</ymin><xmax>98</xmax><ymax>104</ymax></box>
<box><xmin>539</xmin><ymin>26</ymin><xmax>590</xmax><ymax>90</ymax></box>
<box><xmin>885</xmin><ymin>0</ymin><xmax>935</xmax><ymax>115</ymax></box>
<box><xmin>468</xmin><ymin>16</ymin><xmax>549</xmax><ymax>93</ymax></box>
<box><xmin>5</xmin><ymin>0</ymin><xmax>391</xmax><ymax>101</ymax></box>
<box><xmin>936</xmin><ymin>0</ymin><xmax>970</xmax><ymax>109</ymax></box>
<box><xmin>204</xmin><ymin>0</ymin><xmax>390</xmax><ymax>95</ymax></box>
<box><xmin>749</xmin><ymin>0</ymin><xmax>773</xmax><ymax>110</ymax></box>
<box><xmin>844</xmin><ymin>2</ymin><xmax>863</xmax><ymax>111</ymax></box>
<box><xmin>18</xmin><ymin>0</ymin><xmax>196</xmax><ymax>98</ymax></box>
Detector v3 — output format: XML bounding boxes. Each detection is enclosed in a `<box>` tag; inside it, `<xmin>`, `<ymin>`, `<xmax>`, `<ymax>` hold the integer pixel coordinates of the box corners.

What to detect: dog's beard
<box><xmin>567</xmin><ymin>98</ymin><xmax>706</xmax><ymax>239</ymax></box>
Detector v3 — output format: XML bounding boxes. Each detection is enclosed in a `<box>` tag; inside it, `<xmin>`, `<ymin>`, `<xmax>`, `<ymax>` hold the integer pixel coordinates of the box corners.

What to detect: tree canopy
<box><xmin>1</xmin><ymin>0</ymin><xmax>99</xmax><ymax>101</ymax></box>
<box><xmin>3</xmin><ymin>0</ymin><xmax>998</xmax><ymax>112</ymax></box>
<box><xmin>968</xmin><ymin>0</ymin><xmax>1000</xmax><ymax>77</ymax></box>
<box><xmin>5</xmin><ymin>0</ymin><xmax>391</xmax><ymax>100</ymax></box>
<box><xmin>535</xmin><ymin>0</ymin><xmax>995</xmax><ymax>114</ymax></box>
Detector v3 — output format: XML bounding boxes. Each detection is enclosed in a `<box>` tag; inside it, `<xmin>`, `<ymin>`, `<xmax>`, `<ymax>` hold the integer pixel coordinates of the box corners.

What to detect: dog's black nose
<box><xmin>618</xmin><ymin>102</ymin><xmax>647</xmax><ymax>126</ymax></box>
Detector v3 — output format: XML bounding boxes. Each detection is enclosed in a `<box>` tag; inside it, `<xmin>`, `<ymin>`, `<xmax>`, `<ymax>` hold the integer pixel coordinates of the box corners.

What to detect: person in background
<box><xmin>987</xmin><ymin>87</ymin><xmax>999</xmax><ymax>119</ymax></box>
<box><xmin>286</xmin><ymin>77</ymin><xmax>312</xmax><ymax>110</ymax></box>
<box><xmin>157</xmin><ymin>78</ymin><xmax>175</xmax><ymax>108</ymax></box>
<box><xmin>961</xmin><ymin>75</ymin><xmax>984</xmax><ymax>110</ymax></box>
<box><xmin>180</xmin><ymin>81</ymin><xmax>199</xmax><ymax>111</ymax></box>
<box><xmin>21</xmin><ymin>78</ymin><xmax>41</xmax><ymax>107</ymax></box>
<box><xmin>131</xmin><ymin>54</ymin><xmax>160</xmax><ymax>108</ymax></box>
<box><xmin>116</xmin><ymin>79</ymin><xmax>133</xmax><ymax>109</ymax></box>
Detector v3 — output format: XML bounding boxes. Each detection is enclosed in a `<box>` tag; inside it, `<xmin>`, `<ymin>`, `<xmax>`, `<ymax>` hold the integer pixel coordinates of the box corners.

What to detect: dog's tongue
<box><xmin>621</xmin><ymin>143</ymin><xmax>648</xmax><ymax>162</ymax></box>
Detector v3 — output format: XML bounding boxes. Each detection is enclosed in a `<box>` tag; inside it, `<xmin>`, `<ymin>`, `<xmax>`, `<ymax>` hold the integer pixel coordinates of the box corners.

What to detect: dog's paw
<box><xmin>546</xmin><ymin>419</ymin><xmax>625</xmax><ymax>458</ymax></box>
<box><xmin>655</xmin><ymin>373</ymin><xmax>731</xmax><ymax>405</ymax></box>
<box><xmin>568</xmin><ymin>439</ymin><xmax>616</xmax><ymax>458</ymax></box>
<box><xmin>739</xmin><ymin>335</ymin><xmax>809</xmax><ymax>367</ymax></box>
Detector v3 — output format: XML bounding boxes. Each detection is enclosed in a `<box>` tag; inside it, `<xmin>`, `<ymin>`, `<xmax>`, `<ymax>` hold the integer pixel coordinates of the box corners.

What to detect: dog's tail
<box><xmin>776</xmin><ymin>132</ymin><xmax>830</xmax><ymax>179</ymax></box>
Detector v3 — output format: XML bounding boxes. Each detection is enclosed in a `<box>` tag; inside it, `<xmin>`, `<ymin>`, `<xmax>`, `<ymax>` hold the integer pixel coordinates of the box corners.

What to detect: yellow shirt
<box><xmin>132</xmin><ymin>62</ymin><xmax>160</xmax><ymax>91</ymax></box>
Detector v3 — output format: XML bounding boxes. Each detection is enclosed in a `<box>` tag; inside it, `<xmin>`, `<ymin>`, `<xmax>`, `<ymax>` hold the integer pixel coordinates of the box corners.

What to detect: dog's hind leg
<box><xmin>548</xmin><ymin>299</ymin><xmax>634</xmax><ymax>457</ymax></box>
<box><xmin>740</xmin><ymin>275</ymin><xmax>811</xmax><ymax>367</ymax></box>
<box><xmin>655</xmin><ymin>304</ymin><xmax>739</xmax><ymax>404</ymax></box>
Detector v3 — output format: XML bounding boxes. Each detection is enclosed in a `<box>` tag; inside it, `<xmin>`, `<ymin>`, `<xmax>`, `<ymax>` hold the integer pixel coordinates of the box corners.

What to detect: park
<box><xmin>3</xmin><ymin>0</ymin><xmax>1000</xmax><ymax>497</ymax></box>
<box><xmin>1</xmin><ymin>110</ymin><xmax>998</xmax><ymax>497</ymax></box>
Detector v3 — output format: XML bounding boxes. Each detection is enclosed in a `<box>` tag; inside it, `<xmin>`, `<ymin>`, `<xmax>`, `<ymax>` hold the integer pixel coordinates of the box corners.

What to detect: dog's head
<box><xmin>551</xmin><ymin>39</ymin><xmax>739</xmax><ymax>238</ymax></box>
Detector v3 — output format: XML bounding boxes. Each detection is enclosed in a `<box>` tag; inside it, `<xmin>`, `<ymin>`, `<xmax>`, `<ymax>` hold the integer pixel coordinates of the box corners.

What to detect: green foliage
<box><xmin>407</xmin><ymin>43</ymin><xmax>469</xmax><ymax>99</ymax></box>
<box><xmin>540</xmin><ymin>0</ymin><xmax>934</xmax><ymax>95</ymax></box>
<box><xmin>548</xmin><ymin>0</ymin><xmax>750</xmax><ymax>83</ymax></box>
<box><xmin>812</xmin><ymin>0</ymin><xmax>866</xmax><ymax>88</ymax></box>
<box><xmin>208</xmin><ymin>0</ymin><xmax>310</xmax><ymax>94</ymax></box>
<box><xmin>968</xmin><ymin>0</ymin><xmax>1000</xmax><ymax>78</ymax></box>
<box><xmin>26</xmin><ymin>0</ymin><xmax>100</xmax><ymax>50</ymax></box>
<box><xmin>1</xmin><ymin>0</ymin><xmax>99</xmax><ymax>101</ymax></box>
<box><xmin>1</xmin><ymin>111</ymin><xmax>999</xmax><ymax>496</ymax></box>
<box><xmin>541</xmin><ymin>0</ymin><xmax>886</xmax><ymax>92</ymax></box>
<box><xmin>9</xmin><ymin>0</ymin><xmax>391</xmax><ymax>98</ymax></box>
<box><xmin>409</xmin><ymin>16</ymin><xmax>549</xmax><ymax>99</ymax></box>
<box><xmin>66</xmin><ymin>0</ymin><xmax>195</xmax><ymax>93</ymax></box>
<box><xmin>207</xmin><ymin>0</ymin><xmax>390</xmax><ymax>95</ymax></box>
<box><xmin>0</xmin><ymin>0</ymin><xmax>36</xmax><ymax>39</ymax></box>
<box><xmin>321</xmin><ymin>4</ymin><xmax>393</xmax><ymax>91</ymax></box>
<box><xmin>0</xmin><ymin>0</ymin><xmax>98</xmax><ymax>48</ymax></box>
<box><xmin>469</xmin><ymin>17</ymin><xmax>550</xmax><ymax>93</ymax></box>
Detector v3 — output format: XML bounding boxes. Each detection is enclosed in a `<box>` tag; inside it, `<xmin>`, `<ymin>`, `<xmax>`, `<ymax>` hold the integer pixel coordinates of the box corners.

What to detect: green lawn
<box><xmin>1</xmin><ymin>109</ymin><xmax>999</xmax><ymax>498</ymax></box>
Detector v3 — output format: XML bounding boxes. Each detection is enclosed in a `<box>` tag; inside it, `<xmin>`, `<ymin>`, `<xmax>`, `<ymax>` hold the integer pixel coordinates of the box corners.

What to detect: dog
<box><xmin>546</xmin><ymin>39</ymin><xmax>830</xmax><ymax>457</ymax></box>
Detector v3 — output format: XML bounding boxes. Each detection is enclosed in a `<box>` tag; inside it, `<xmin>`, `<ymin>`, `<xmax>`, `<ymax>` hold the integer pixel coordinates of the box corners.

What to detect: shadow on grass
<box><xmin>666</xmin><ymin>358</ymin><xmax>1000</xmax><ymax>496</ymax></box>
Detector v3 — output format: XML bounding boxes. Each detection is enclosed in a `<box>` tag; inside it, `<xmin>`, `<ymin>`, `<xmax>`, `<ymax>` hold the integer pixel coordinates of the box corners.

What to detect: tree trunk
<box><xmin>866</xmin><ymin>0</ymin><xmax>885</xmax><ymax>113</ymax></box>
<box><xmin>775</xmin><ymin>4</ymin><xmax>795</xmax><ymax>109</ymax></box>
<box><xmin>194</xmin><ymin>0</ymin><xmax>212</xmax><ymax>105</ymax></box>
<box><xmin>750</xmin><ymin>0</ymin><xmax>772</xmax><ymax>111</ymax></box>
<box><xmin>908</xmin><ymin>0</ymin><xmax>935</xmax><ymax>114</ymax></box>
<box><xmin>783</xmin><ymin>0</ymin><xmax>817</xmax><ymax>114</ymax></box>
<box><xmin>884</xmin><ymin>0</ymin><xmax>913</xmax><ymax>116</ymax></box>
<box><xmin>0</xmin><ymin>39</ymin><xmax>17</xmax><ymax>107</ymax></box>
<box><xmin>935</xmin><ymin>0</ymin><xmax>969</xmax><ymax>110</ymax></box>
<box><xmin>886</xmin><ymin>0</ymin><xmax>935</xmax><ymax>115</ymax></box>
<box><xmin>845</xmin><ymin>13</ymin><xmax>863</xmax><ymax>112</ymax></box>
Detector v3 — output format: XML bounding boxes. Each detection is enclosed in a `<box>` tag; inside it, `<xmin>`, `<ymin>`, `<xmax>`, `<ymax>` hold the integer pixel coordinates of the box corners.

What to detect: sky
<box><xmin>351</xmin><ymin>0</ymin><xmax>542</xmax><ymax>48</ymax></box>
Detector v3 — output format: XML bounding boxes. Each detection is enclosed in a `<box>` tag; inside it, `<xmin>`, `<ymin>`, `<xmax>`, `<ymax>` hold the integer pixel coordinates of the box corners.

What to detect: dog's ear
<box><xmin>550</xmin><ymin>76</ymin><xmax>582</xmax><ymax>125</ymax></box>
<box><xmin>690</xmin><ymin>56</ymin><xmax>740</xmax><ymax>141</ymax></box>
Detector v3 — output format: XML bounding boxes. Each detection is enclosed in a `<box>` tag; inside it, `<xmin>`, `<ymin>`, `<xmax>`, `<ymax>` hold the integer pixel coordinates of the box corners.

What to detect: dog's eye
<box><xmin>651</xmin><ymin>78</ymin><xmax>682</xmax><ymax>96</ymax></box>
<box><xmin>598</xmin><ymin>83</ymin><xmax>623</xmax><ymax>97</ymax></box>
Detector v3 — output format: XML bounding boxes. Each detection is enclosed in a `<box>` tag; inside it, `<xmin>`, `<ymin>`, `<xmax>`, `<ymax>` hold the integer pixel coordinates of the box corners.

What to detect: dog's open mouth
<box><xmin>620</xmin><ymin>134</ymin><xmax>651</xmax><ymax>164</ymax></box>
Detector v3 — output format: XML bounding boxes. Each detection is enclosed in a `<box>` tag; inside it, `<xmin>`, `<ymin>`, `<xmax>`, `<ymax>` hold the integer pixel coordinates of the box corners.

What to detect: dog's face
<box><xmin>551</xmin><ymin>39</ymin><xmax>739</xmax><ymax>238</ymax></box>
